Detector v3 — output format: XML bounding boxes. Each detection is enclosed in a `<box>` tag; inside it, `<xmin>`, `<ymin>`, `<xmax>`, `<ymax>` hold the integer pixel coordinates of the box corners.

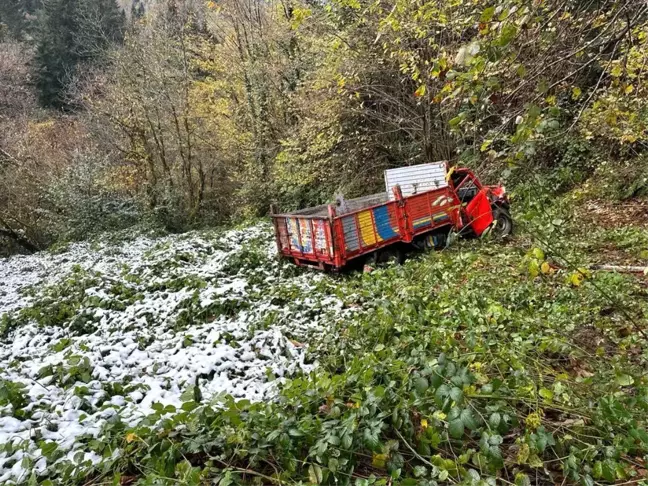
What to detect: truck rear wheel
<box><xmin>492</xmin><ymin>207</ymin><xmax>513</xmax><ymax>238</ymax></box>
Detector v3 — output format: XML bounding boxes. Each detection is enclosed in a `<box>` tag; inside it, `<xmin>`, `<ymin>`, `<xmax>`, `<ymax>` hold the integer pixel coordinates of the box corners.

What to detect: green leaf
<box><xmin>363</xmin><ymin>428</ymin><xmax>381</xmax><ymax>451</ymax></box>
<box><xmin>449</xmin><ymin>116</ymin><xmax>463</xmax><ymax>127</ymax></box>
<box><xmin>488</xmin><ymin>412</ymin><xmax>501</xmax><ymax>429</ymax></box>
<box><xmin>435</xmin><ymin>384</ymin><xmax>450</xmax><ymax>405</ymax></box>
<box><xmin>480</xmin><ymin>6</ymin><xmax>496</xmax><ymax>22</ymax></box>
<box><xmin>602</xmin><ymin>460</ymin><xmax>616</xmax><ymax>482</ymax></box>
<box><xmin>414</xmin><ymin>377</ymin><xmax>429</xmax><ymax>393</ymax></box>
<box><xmin>498</xmin><ymin>24</ymin><xmax>518</xmax><ymax>46</ymax></box>
<box><xmin>449</xmin><ymin>419</ymin><xmax>464</xmax><ymax>438</ymax></box>
<box><xmin>615</xmin><ymin>374</ymin><xmax>634</xmax><ymax>386</ymax></box>
<box><xmin>515</xmin><ymin>473</ymin><xmax>530</xmax><ymax>486</ymax></box>
<box><xmin>308</xmin><ymin>464</ymin><xmax>323</xmax><ymax>484</ymax></box>
<box><xmin>450</xmin><ymin>386</ymin><xmax>464</xmax><ymax>403</ymax></box>
<box><xmin>460</xmin><ymin>408</ymin><xmax>478</xmax><ymax>430</ymax></box>
<box><xmin>528</xmin><ymin>260</ymin><xmax>540</xmax><ymax>278</ymax></box>
<box><xmin>539</xmin><ymin>388</ymin><xmax>554</xmax><ymax>400</ymax></box>
<box><xmin>531</xmin><ymin>248</ymin><xmax>545</xmax><ymax>260</ymax></box>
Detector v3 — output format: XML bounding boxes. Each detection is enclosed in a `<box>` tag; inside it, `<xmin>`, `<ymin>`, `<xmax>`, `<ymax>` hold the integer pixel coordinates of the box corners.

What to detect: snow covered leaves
<box><xmin>0</xmin><ymin>225</ymin><xmax>355</xmax><ymax>483</ymax></box>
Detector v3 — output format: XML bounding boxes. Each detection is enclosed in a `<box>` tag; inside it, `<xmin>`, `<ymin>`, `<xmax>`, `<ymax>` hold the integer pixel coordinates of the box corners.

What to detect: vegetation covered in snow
<box><xmin>2</xmin><ymin>193</ymin><xmax>648</xmax><ymax>485</ymax></box>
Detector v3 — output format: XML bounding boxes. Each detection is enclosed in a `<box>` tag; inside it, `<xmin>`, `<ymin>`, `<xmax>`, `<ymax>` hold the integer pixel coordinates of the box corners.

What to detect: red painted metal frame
<box><xmin>271</xmin><ymin>167</ymin><xmax>505</xmax><ymax>270</ymax></box>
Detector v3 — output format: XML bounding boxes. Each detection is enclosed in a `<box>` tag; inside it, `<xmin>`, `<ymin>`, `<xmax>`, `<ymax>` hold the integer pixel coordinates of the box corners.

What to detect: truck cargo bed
<box><xmin>271</xmin><ymin>185</ymin><xmax>458</xmax><ymax>270</ymax></box>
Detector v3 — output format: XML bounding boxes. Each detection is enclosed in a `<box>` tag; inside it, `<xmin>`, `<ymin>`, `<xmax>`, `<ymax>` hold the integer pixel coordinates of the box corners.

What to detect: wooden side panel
<box><xmin>276</xmin><ymin>217</ymin><xmax>290</xmax><ymax>251</ymax></box>
<box><xmin>403</xmin><ymin>188</ymin><xmax>456</xmax><ymax>238</ymax></box>
<box><xmin>408</xmin><ymin>193</ymin><xmax>434</xmax><ymax>232</ymax></box>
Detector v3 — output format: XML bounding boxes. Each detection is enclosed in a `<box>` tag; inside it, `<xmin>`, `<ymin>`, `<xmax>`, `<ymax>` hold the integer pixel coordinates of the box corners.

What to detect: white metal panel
<box><xmin>384</xmin><ymin>162</ymin><xmax>448</xmax><ymax>200</ymax></box>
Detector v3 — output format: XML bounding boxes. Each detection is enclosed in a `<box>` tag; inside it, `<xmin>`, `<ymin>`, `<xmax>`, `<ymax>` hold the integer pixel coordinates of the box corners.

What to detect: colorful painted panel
<box><xmin>342</xmin><ymin>215</ymin><xmax>359</xmax><ymax>251</ymax></box>
<box><xmin>432</xmin><ymin>212</ymin><xmax>450</xmax><ymax>224</ymax></box>
<box><xmin>287</xmin><ymin>218</ymin><xmax>314</xmax><ymax>253</ymax></box>
<box><xmin>314</xmin><ymin>220</ymin><xmax>328</xmax><ymax>252</ymax></box>
<box><xmin>358</xmin><ymin>210</ymin><xmax>377</xmax><ymax>246</ymax></box>
<box><xmin>413</xmin><ymin>216</ymin><xmax>432</xmax><ymax>229</ymax></box>
<box><xmin>374</xmin><ymin>205</ymin><xmax>399</xmax><ymax>241</ymax></box>
<box><xmin>299</xmin><ymin>219</ymin><xmax>313</xmax><ymax>253</ymax></box>
<box><xmin>288</xmin><ymin>218</ymin><xmax>300</xmax><ymax>251</ymax></box>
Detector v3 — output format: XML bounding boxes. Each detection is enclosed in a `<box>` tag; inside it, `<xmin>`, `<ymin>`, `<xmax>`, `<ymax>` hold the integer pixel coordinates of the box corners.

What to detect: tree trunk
<box><xmin>0</xmin><ymin>227</ymin><xmax>40</xmax><ymax>253</ymax></box>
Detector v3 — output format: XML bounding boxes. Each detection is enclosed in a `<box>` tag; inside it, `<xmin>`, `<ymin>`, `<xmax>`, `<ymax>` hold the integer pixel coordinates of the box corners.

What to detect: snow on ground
<box><xmin>0</xmin><ymin>224</ymin><xmax>355</xmax><ymax>484</ymax></box>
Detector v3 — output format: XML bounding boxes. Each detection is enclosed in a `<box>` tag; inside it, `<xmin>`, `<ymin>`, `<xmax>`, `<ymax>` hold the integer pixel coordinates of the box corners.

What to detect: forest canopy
<box><xmin>0</xmin><ymin>0</ymin><xmax>647</xmax><ymax>254</ymax></box>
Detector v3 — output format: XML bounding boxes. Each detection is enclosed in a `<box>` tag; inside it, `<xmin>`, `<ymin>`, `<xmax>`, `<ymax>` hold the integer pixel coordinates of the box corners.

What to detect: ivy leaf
<box><xmin>489</xmin><ymin>412</ymin><xmax>501</xmax><ymax>429</ymax></box>
<box><xmin>449</xmin><ymin>418</ymin><xmax>464</xmax><ymax>438</ymax></box>
<box><xmin>435</xmin><ymin>384</ymin><xmax>451</xmax><ymax>405</ymax></box>
<box><xmin>582</xmin><ymin>475</ymin><xmax>594</xmax><ymax>486</ymax></box>
<box><xmin>450</xmin><ymin>386</ymin><xmax>464</xmax><ymax>404</ymax></box>
<box><xmin>602</xmin><ymin>460</ymin><xmax>616</xmax><ymax>482</ymax></box>
<box><xmin>460</xmin><ymin>408</ymin><xmax>478</xmax><ymax>430</ymax></box>
<box><xmin>414</xmin><ymin>376</ymin><xmax>429</xmax><ymax>393</ymax></box>
<box><xmin>363</xmin><ymin>428</ymin><xmax>381</xmax><ymax>451</ymax></box>
<box><xmin>308</xmin><ymin>464</ymin><xmax>323</xmax><ymax>484</ymax></box>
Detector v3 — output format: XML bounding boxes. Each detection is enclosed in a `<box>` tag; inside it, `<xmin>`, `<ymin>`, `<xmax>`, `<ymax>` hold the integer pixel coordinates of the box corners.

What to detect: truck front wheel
<box><xmin>491</xmin><ymin>207</ymin><xmax>513</xmax><ymax>237</ymax></box>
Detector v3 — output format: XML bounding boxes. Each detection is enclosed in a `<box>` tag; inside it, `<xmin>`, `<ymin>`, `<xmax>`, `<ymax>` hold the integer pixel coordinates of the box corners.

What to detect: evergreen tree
<box><xmin>35</xmin><ymin>0</ymin><xmax>78</xmax><ymax>108</ymax></box>
<box><xmin>131</xmin><ymin>0</ymin><xmax>145</xmax><ymax>21</ymax></box>
<box><xmin>34</xmin><ymin>0</ymin><xmax>124</xmax><ymax>109</ymax></box>
<box><xmin>0</xmin><ymin>0</ymin><xmax>42</xmax><ymax>40</ymax></box>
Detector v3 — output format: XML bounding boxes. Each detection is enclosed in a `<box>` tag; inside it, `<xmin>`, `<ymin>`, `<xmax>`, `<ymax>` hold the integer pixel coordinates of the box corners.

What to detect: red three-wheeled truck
<box><xmin>271</xmin><ymin>162</ymin><xmax>511</xmax><ymax>271</ymax></box>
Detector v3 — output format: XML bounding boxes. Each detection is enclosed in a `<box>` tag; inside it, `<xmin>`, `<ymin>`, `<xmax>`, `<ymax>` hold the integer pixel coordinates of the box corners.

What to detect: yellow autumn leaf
<box><xmin>528</xmin><ymin>260</ymin><xmax>540</xmax><ymax>278</ymax></box>
<box><xmin>433</xmin><ymin>410</ymin><xmax>447</xmax><ymax>420</ymax></box>
<box><xmin>414</xmin><ymin>85</ymin><xmax>427</xmax><ymax>97</ymax></box>
<box><xmin>541</xmin><ymin>262</ymin><xmax>551</xmax><ymax>274</ymax></box>
<box><xmin>625</xmin><ymin>85</ymin><xmax>634</xmax><ymax>94</ymax></box>
<box><xmin>570</xmin><ymin>272</ymin><xmax>584</xmax><ymax>286</ymax></box>
<box><xmin>126</xmin><ymin>433</ymin><xmax>138</xmax><ymax>443</ymax></box>
<box><xmin>525</xmin><ymin>412</ymin><xmax>542</xmax><ymax>430</ymax></box>
<box><xmin>372</xmin><ymin>453</ymin><xmax>388</xmax><ymax>469</ymax></box>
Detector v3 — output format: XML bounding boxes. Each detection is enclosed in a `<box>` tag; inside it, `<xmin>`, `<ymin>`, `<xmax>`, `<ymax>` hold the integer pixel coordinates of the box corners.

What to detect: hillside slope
<box><xmin>1</xmin><ymin>204</ymin><xmax>648</xmax><ymax>485</ymax></box>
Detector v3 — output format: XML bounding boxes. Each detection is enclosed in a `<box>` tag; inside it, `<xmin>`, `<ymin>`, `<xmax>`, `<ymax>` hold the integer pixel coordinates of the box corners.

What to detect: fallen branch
<box><xmin>0</xmin><ymin>226</ymin><xmax>40</xmax><ymax>253</ymax></box>
<box><xmin>590</xmin><ymin>264</ymin><xmax>648</xmax><ymax>274</ymax></box>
